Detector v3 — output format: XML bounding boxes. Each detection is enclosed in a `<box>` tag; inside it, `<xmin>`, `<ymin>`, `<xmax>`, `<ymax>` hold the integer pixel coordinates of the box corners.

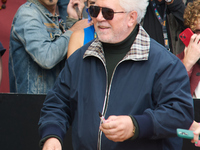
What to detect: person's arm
<box><xmin>176</xmin><ymin>49</ymin><xmax>193</xmax><ymax>77</ymax></box>
<box><xmin>67</xmin><ymin>29</ymin><xmax>84</xmax><ymax>58</ymax></box>
<box><xmin>0</xmin><ymin>55</ymin><xmax>2</xmax><ymax>85</ymax></box>
<box><xmin>12</xmin><ymin>7</ymin><xmax>73</xmax><ymax>69</ymax></box>
<box><xmin>182</xmin><ymin>34</ymin><xmax>200</xmax><ymax>72</ymax></box>
<box><xmin>12</xmin><ymin>4</ymin><xmax>91</xmax><ymax>69</ymax></box>
<box><xmin>133</xmin><ymin>57</ymin><xmax>193</xmax><ymax>140</ymax></box>
<box><xmin>100</xmin><ymin>56</ymin><xmax>194</xmax><ymax>142</ymax></box>
<box><xmin>38</xmin><ymin>61</ymin><xmax>72</xmax><ymax>149</ymax></box>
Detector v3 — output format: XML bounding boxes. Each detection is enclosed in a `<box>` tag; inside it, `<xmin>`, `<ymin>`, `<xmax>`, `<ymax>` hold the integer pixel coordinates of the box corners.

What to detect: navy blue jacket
<box><xmin>39</xmin><ymin>26</ymin><xmax>194</xmax><ymax>150</ymax></box>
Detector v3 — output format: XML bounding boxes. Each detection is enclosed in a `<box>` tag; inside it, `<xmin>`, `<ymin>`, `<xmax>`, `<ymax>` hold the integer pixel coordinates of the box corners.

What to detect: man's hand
<box><xmin>42</xmin><ymin>138</ymin><xmax>61</xmax><ymax>150</ymax></box>
<box><xmin>182</xmin><ymin>34</ymin><xmax>200</xmax><ymax>71</ymax></box>
<box><xmin>99</xmin><ymin>115</ymin><xmax>134</xmax><ymax>142</ymax></box>
<box><xmin>67</xmin><ymin>0</ymin><xmax>86</xmax><ymax>19</ymax></box>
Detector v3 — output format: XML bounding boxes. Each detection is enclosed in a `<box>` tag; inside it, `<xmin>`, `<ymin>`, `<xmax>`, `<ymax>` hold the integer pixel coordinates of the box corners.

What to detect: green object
<box><xmin>177</xmin><ymin>128</ymin><xmax>195</xmax><ymax>140</ymax></box>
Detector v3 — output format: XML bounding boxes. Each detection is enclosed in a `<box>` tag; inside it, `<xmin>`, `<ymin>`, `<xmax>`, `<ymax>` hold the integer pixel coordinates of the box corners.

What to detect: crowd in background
<box><xmin>0</xmin><ymin>0</ymin><xmax>191</xmax><ymax>93</ymax></box>
<box><xmin>1</xmin><ymin>0</ymin><xmax>200</xmax><ymax>149</ymax></box>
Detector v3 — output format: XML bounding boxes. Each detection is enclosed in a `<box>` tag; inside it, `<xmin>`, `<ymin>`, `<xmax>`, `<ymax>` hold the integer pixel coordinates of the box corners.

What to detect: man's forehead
<box><xmin>96</xmin><ymin>0</ymin><xmax>118</xmax><ymax>3</ymax></box>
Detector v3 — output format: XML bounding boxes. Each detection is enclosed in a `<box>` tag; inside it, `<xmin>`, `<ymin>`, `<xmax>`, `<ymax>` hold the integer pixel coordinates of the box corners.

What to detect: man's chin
<box><xmin>98</xmin><ymin>35</ymin><xmax>113</xmax><ymax>43</ymax></box>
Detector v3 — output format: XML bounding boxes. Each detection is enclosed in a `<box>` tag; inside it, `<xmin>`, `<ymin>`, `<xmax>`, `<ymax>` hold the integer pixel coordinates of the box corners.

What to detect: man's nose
<box><xmin>96</xmin><ymin>9</ymin><xmax>105</xmax><ymax>21</ymax></box>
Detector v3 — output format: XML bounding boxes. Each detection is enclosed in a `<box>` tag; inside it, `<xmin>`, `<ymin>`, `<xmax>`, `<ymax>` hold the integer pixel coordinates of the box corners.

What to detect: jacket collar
<box><xmin>83</xmin><ymin>25</ymin><xmax>150</xmax><ymax>62</ymax></box>
<box><xmin>27</xmin><ymin>0</ymin><xmax>58</xmax><ymax>18</ymax></box>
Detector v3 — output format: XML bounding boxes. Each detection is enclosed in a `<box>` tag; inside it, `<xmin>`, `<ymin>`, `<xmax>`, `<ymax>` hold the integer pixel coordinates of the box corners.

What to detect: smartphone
<box><xmin>179</xmin><ymin>28</ymin><xmax>194</xmax><ymax>47</ymax></box>
<box><xmin>177</xmin><ymin>128</ymin><xmax>200</xmax><ymax>140</ymax></box>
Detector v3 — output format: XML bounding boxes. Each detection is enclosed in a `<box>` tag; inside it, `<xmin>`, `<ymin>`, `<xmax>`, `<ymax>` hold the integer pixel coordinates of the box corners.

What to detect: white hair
<box><xmin>119</xmin><ymin>0</ymin><xmax>149</xmax><ymax>23</ymax></box>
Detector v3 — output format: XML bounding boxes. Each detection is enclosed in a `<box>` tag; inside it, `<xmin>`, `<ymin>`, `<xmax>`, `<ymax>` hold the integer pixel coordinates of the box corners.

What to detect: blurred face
<box><xmin>38</xmin><ymin>0</ymin><xmax>58</xmax><ymax>7</ymax></box>
<box><xmin>92</xmin><ymin>0</ymin><xmax>134</xmax><ymax>43</ymax></box>
<box><xmin>38</xmin><ymin>0</ymin><xmax>58</xmax><ymax>14</ymax></box>
<box><xmin>194</xmin><ymin>18</ymin><xmax>200</xmax><ymax>35</ymax></box>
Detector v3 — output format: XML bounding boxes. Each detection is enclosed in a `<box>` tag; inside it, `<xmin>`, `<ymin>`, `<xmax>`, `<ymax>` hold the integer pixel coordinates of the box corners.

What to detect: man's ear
<box><xmin>128</xmin><ymin>11</ymin><xmax>137</xmax><ymax>27</ymax></box>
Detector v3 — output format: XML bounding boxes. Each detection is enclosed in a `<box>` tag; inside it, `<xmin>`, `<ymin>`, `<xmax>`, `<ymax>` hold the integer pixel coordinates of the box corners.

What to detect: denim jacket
<box><xmin>9</xmin><ymin>0</ymin><xmax>76</xmax><ymax>94</ymax></box>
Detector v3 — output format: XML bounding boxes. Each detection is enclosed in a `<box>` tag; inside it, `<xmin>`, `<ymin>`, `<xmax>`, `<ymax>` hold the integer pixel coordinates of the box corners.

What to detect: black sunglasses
<box><xmin>88</xmin><ymin>5</ymin><xmax>126</xmax><ymax>20</ymax></box>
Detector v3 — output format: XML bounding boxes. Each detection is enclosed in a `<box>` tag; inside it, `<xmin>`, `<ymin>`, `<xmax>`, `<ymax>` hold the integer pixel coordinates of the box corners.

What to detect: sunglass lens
<box><xmin>102</xmin><ymin>7</ymin><xmax>114</xmax><ymax>20</ymax></box>
<box><xmin>89</xmin><ymin>6</ymin><xmax>115</xmax><ymax>20</ymax></box>
<box><xmin>89</xmin><ymin>6</ymin><xmax>100</xmax><ymax>18</ymax></box>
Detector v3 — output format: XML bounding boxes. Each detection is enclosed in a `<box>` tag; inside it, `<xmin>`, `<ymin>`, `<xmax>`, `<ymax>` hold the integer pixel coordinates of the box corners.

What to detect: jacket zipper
<box><xmin>97</xmin><ymin>59</ymin><xmax>108</xmax><ymax>150</ymax></box>
<box><xmin>97</xmin><ymin>59</ymin><xmax>124</xmax><ymax>150</ymax></box>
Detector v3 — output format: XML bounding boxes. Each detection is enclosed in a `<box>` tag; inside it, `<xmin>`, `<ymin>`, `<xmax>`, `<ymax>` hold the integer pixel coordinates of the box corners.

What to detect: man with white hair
<box><xmin>38</xmin><ymin>0</ymin><xmax>194</xmax><ymax>149</ymax></box>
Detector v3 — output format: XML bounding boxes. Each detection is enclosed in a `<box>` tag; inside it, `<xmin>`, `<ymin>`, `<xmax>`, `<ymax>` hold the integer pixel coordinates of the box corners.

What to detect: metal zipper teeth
<box><xmin>97</xmin><ymin>59</ymin><xmax>123</xmax><ymax>150</ymax></box>
<box><xmin>97</xmin><ymin>58</ymin><xmax>108</xmax><ymax>150</ymax></box>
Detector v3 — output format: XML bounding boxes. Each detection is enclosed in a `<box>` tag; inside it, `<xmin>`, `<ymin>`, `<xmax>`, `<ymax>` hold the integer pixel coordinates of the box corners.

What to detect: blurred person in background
<box><xmin>176</xmin><ymin>0</ymin><xmax>200</xmax><ymax>147</ymax></box>
<box><xmin>9</xmin><ymin>0</ymin><xmax>91</xmax><ymax>94</ymax></box>
<box><xmin>177</xmin><ymin>0</ymin><xmax>200</xmax><ymax>98</ymax></box>
<box><xmin>142</xmin><ymin>0</ymin><xmax>186</xmax><ymax>54</ymax></box>
<box><xmin>67</xmin><ymin>0</ymin><xmax>95</xmax><ymax>58</ymax></box>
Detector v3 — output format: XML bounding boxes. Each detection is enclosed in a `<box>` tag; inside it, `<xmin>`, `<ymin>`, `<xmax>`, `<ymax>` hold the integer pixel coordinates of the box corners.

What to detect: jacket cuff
<box><xmin>129</xmin><ymin>115</ymin><xmax>139</xmax><ymax>140</ymax></box>
<box><xmin>39</xmin><ymin>124</ymin><xmax>65</xmax><ymax>142</ymax></box>
<box><xmin>133</xmin><ymin>113</ymin><xmax>154</xmax><ymax>139</ymax></box>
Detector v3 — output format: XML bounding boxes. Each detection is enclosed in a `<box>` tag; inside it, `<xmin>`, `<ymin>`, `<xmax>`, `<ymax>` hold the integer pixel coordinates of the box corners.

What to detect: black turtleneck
<box><xmin>102</xmin><ymin>24</ymin><xmax>139</xmax><ymax>85</ymax></box>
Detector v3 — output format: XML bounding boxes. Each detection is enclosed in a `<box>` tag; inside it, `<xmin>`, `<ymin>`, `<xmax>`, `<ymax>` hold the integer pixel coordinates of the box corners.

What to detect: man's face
<box><xmin>194</xmin><ymin>18</ymin><xmax>200</xmax><ymax>35</ymax></box>
<box><xmin>93</xmin><ymin>0</ymin><xmax>132</xmax><ymax>44</ymax></box>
